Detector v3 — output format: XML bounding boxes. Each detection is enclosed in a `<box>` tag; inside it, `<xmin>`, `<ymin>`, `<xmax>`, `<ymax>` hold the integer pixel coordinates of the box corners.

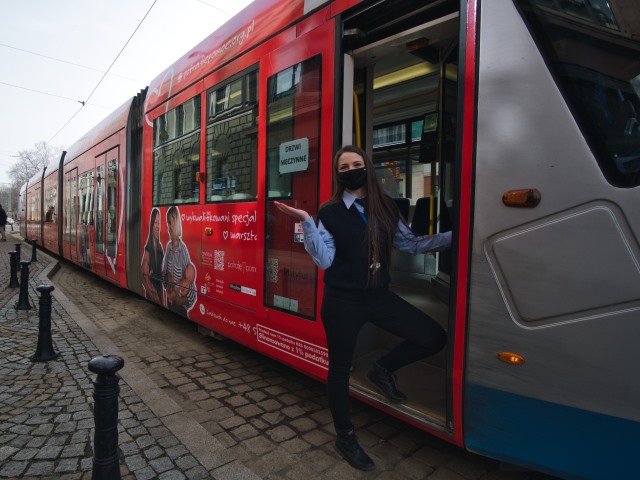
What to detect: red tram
<box><xmin>19</xmin><ymin>1</ymin><xmax>640</xmax><ymax>478</ymax></box>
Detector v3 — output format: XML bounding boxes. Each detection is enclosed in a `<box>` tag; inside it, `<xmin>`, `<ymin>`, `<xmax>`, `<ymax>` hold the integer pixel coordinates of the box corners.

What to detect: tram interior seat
<box><xmin>393</xmin><ymin>197</ymin><xmax>410</xmax><ymax>222</ymax></box>
<box><xmin>411</xmin><ymin>197</ymin><xmax>431</xmax><ymax>236</ymax></box>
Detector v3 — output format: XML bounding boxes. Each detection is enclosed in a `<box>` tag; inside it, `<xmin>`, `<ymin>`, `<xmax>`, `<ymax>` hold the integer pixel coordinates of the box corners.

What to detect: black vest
<box><xmin>317</xmin><ymin>201</ymin><xmax>390</xmax><ymax>294</ymax></box>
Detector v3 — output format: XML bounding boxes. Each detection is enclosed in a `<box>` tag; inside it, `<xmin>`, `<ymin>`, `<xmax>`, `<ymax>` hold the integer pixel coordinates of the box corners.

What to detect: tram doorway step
<box><xmin>351</xmin><ymin>349</ymin><xmax>447</xmax><ymax>426</ymax></box>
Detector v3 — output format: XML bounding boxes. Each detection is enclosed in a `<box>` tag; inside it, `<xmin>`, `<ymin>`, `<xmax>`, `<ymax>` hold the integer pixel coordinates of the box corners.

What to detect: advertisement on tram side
<box><xmin>139</xmin><ymin>203</ymin><xmax>262</xmax><ymax>342</ymax></box>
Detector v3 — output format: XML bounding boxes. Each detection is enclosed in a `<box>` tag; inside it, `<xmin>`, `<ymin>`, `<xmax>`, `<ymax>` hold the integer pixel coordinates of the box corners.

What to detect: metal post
<box><xmin>89</xmin><ymin>355</ymin><xmax>124</xmax><ymax>480</ymax></box>
<box><xmin>14</xmin><ymin>243</ymin><xmax>21</xmax><ymax>261</ymax></box>
<box><xmin>32</xmin><ymin>285</ymin><xmax>57</xmax><ymax>361</ymax></box>
<box><xmin>31</xmin><ymin>239</ymin><xmax>38</xmax><ymax>262</ymax></box>
<box><xmin>16</xmin><ymin>260</ymin><xmax>32</xmax><ymax>310</ymax></box>
<box><xmin>8</xmin><ymin>251</ymin><xmax>19</xmax><ymax>288</ymax></box>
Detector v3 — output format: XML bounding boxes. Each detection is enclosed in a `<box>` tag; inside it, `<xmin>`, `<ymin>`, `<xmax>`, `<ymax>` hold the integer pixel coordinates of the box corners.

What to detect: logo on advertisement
<box><xmin>229</xmin><ymin>283</ymin><xmax>256</xmax><ymax>296</ymax></box>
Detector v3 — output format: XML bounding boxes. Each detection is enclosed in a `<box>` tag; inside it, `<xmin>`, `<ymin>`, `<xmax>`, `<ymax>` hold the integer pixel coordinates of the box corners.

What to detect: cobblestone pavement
<box><xmin>0</xmin><ymin>232</ymin><xmax>560</xmax><ymax>480</ymax></box>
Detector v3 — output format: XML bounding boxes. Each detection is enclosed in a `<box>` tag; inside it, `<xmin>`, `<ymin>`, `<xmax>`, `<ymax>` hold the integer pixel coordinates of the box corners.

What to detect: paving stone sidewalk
<box><xmin>0</xmin><ymin>235</ymin><xmax>222</xmax><ymax>479</ymax></box>
<box><xmin>0</xmin><ymin>232</ymin><xmax>560</xmax><ymax>480</ymax></box>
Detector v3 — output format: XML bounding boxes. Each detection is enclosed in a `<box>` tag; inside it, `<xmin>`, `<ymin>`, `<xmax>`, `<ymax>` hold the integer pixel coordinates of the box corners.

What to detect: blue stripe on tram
<box><xmin>464</xmin><ymin>384</ymin><xmax>640</xmax><ymax>480</ymax></box>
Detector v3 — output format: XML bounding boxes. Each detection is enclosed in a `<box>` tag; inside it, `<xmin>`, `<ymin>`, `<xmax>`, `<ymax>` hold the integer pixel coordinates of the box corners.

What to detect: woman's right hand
<box><xmin>273</xmin><ymin>201</ymin><xmax>310</xmax><ymax>222</ymax></box>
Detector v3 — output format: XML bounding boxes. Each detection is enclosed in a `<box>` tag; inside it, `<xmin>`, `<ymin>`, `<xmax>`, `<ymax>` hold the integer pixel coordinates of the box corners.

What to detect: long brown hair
<box><xmin>326</xmin><ymin>145</ymin><xmax>400</xmax><ymax>283</ymax></box>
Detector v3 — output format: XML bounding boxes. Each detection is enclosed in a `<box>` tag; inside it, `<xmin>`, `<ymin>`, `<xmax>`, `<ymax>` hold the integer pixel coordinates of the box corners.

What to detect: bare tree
<box><xmin>8</xmin><ymin>141</ymin><xmax>62</xmax><ymax>188</ymax></box>
<box><xmin>4</xmin><ymin>141</ymin><xmax>62</xmax><ymax>218</ymax></box>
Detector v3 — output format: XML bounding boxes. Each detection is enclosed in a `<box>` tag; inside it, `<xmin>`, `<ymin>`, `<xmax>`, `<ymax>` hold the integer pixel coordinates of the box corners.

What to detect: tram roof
<box><xmin>63</xmin><ymin>97</ymin><xmax>134</xmax><ymax>165</ymax></box>
<box><xmin>145</xmin><ymin>0</ymin><xmax>314</xmax><ymax>113</ymax></box>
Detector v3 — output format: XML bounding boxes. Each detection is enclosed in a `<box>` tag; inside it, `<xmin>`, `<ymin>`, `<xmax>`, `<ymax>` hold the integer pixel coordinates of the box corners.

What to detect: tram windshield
<box><xmin>516</xmin><ymin>0</ymin><xmax>640</xmax><ymax>187</ymax></box>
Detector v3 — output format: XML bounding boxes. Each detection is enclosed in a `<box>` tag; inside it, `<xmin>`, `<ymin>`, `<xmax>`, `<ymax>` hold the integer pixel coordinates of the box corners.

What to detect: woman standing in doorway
<box><xmin>275</xmin><ymin>145</ymin><xmax>451</xmax><ymax>471</ymax></box>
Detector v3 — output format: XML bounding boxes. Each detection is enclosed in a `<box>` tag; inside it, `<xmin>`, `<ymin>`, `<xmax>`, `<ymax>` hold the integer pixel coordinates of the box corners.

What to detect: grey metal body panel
<box><xmin>466</xmin><ymin>0</ymin><xmax>640</xmax><ymax>422</ymax></box>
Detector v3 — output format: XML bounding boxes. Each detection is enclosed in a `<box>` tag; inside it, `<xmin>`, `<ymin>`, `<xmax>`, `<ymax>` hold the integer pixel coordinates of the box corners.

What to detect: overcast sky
<box><xmin>0</xmin><ymin>0</ymin><xmax>254</xmax><ymax>184</ymax></box>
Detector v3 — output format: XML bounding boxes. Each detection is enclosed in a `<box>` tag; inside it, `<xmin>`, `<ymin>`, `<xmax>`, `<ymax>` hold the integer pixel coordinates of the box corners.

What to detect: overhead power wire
<box><xmin>195</xmin><ymin>0</ymin><xmax>233</xmax><ymax>16</ymax></box>
<box><xmin>47</xmin><ymin>0</ymin><xmax>158</xmax><ymax>145</ymax></box>
<box><xmin>0</xmin><ymin>80</ymin><xmax>112</xmax><ymax>109</ymax></box>
<box><xmin>82</xmin><ymin>0</ymin><xmax>158</xmax><ymax>107</ymax></box>
<box><xmin>0</xmin><ymin>42</ymin><xmax>145</xmax><ymax>83</ymax></box>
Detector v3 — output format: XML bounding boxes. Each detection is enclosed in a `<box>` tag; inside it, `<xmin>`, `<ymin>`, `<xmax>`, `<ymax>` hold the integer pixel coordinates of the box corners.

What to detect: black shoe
<box><xmin>335</xmin><ymin>428</ymin><xmax>375</xmax><ymax>471</ymax></box>
<box><xmin>367</xmin><ymin>362</ymin><xmax>407</xmax><ymax>403</ymax></box>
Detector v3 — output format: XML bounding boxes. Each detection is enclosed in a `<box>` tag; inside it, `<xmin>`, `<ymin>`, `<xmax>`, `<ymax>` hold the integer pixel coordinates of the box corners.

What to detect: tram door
<box><xmin>341</xmin><ymin>8</ymin><xmax>461</xmax><ymax>432</ymax></box>
<box><xmin>94</xmin><ymin>149</ymin><xmax>119</xmax><ymax>281</ymax></box>
<box><xmin>28</xmin><ymin>184</ymin><xmax>42</xmax><ymax>244</ymax></box>
<box><xmin>78</xmin><ymin>168</ymin><xmax>95</xmax><ymax>271</ymax></box>
<box><xmin>64</xmin><ymin>169</ymin><xmax>79</xmax><ymax>264</ymax></box>
<box><xmin>262</xmin><ymin>21</ymin><xmax>335</xmax><ymax>377</ymax></box>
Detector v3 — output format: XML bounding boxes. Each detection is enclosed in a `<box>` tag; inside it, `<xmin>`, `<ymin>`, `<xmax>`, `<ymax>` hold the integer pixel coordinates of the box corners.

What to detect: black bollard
<box><xmin>8</xmin><ymin>251</ymin><xmax>19</xmax><ymax>288</ymax></box>
<box><xmin>14</xmin><ymin>243</ymin><xmax>21</xmax><ymax>261</ymax></box>
<box><xmin>89</xmin><ymin>355</ymin><xmax>124</xmax><ymax>480</ymax></box>
<box><xmin>32</xmin><ymin>285</ymin><xmax>57</xmax><ymax>361</ymax></box>
<box><xmin>31</xmin><ymin>239</ymin><xmax>38</xmax><ymax>262</ymax></box>
<box><xmin>16</xmin><ymin>260</ymin><xmax>32</xmax><ymax>310</ymax></box>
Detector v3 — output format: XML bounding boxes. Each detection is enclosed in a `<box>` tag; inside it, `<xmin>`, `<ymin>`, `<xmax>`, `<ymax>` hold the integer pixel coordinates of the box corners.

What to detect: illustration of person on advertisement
<box><xmin>162</xmin><ymin>206</ymin><xmax>197</xmax><ymax>316</ymax></box>
<box><xmin>141</xmin><ymin>207</ymin><xmax>165</xmax><ymax>304</ymax></box>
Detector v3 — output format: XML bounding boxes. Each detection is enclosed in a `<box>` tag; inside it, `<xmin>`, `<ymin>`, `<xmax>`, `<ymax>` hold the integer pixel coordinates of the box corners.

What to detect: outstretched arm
<box><xmin>273</xmin><ymin>202</ymin><xmax>334</xmax><ymax>269</ymax></box>
<box><xmin>394</xmin><ymin>220</ymin><xmax>452</xmax><ymax>254</ymax></box>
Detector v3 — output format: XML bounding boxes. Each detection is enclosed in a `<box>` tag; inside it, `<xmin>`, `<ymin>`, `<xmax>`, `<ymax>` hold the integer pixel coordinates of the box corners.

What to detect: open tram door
<box><xmin>338</xmin><ymin>1</ymin><xmax>464</xmax><ymax>442</ymax></box>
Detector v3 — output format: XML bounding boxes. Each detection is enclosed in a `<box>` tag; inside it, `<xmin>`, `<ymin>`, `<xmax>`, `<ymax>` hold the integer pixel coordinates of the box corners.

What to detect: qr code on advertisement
<box><xmin>214</xmin><ymin>250</ymin><xmax>224</xmax><ymax>271</ymax></box>
<box><xmin>266</xmin><ymin>258</ymin><xmax>278</xmax><ymax>283</ymax></box>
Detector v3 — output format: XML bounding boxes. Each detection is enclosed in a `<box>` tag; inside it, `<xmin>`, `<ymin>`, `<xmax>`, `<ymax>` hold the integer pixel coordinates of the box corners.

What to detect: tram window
<box><xmin>65</xmin><ymin>176</ymin><xmax>71</xmax><ymax>243</ymax></box>
<box><xmin>45</xmin><ymin>186</ymin><xmax>57</xmax><ymax>223</ymax></box>
<box><xmin>372</xmin><ymin>117</ymin><xmax>430</xmax><ymax>199</ymax></box>
<box><xmin>206</xmin><ymin>69</ymin><xmax>258</xmax><ymax>202</ymax></box>
<box><xmin>78</xmin><ymin>170</ymin><xmax>94</xmax><ymax>269</ymax></box>
<box><xmin>152</xmin><ymin>96</ymin><xmax>201</xmax><ymax>206</ymax></box>
<box><xmin>95</xmin><ymin>165</ymin><xmax>104</xmax><ymax>254</ymax></box>
<box><xmin>69</xmin><ymin>175</ymin><xmax>77</xmax><ymax>246</ymax></box>
<box><xmin>516</xmin><ymin>0</ymin><xmax>640</xmax><ymax>187</ymax></box>
<box><xmin>29</xmin><ymin>192</ymin><xmax>40</xmax><ymax>223</ymax></box>
<box><xmin>265</xmin><ymin>56</ymin><xmax>322</xmax><ymax>318</ymax></box>
<box><xmin>107</xmin><ymin>159</ymin><xmax>117</xmax><ymax>257</ymax></box>
<box><xmin>78</xmin><ymin>171</ymin><xmax>94</xmax><ymax>226</ymax></box>
<box><xmin>273</xmin><ymin>65</ymin><xmax>301</xmax><ymax>98</ymax></box>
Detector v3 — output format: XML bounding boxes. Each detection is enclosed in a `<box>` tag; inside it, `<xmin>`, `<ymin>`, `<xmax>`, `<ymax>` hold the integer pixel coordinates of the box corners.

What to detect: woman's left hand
<box><xmin>274</xmin><ymin>201</ymin><xmax>310</xmax><ymax>222</ymax></box>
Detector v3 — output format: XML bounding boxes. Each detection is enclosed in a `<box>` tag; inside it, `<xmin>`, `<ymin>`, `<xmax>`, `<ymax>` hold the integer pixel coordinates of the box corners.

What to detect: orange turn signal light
<box><xmin>502</xmin><ymin>189</ymin><xmax>541</xmax><ymax>208</ymax></box>
<box><xmin>497</xmin><ymin>351</ymin><xmax>525</xmax><ymax>365</ymax></box>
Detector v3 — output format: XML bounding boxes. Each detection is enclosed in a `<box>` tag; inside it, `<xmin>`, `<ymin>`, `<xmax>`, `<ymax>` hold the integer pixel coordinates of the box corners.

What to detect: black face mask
<box><xmin>337</xmin><ymin>167</ymin><xmax>367</xmax><ymax>190</ymax></box>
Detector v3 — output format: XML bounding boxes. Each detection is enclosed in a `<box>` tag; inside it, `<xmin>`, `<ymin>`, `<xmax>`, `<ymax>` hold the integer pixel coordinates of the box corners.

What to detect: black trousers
<box><xmin>321</xmin><ymin>288</ymin><xmax>447</xmax><ymax>431</ymax></box>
